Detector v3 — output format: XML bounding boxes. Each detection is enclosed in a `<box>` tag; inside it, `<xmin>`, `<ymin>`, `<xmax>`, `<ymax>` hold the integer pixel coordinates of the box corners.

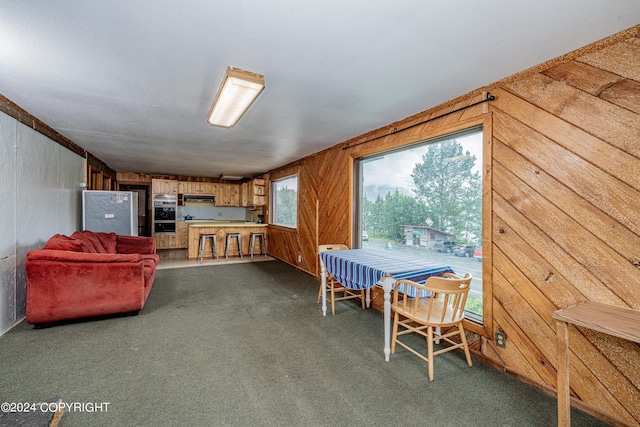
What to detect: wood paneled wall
<box><xmin>267</xmin><ymin>27</ymin><xmax>640</xmax><ymax>426</ymax></box>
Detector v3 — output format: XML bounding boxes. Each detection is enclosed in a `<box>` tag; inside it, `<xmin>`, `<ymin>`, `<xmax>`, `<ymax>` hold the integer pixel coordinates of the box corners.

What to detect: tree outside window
<box><xmin>271</xmin><ymin>175</ymin><xmax>298</xmax><ymax>228</ymax></box>
<box><xmin>359</xmin><ymin>128</ymin><xmax>483</xmax><ymax>320</ymax></box>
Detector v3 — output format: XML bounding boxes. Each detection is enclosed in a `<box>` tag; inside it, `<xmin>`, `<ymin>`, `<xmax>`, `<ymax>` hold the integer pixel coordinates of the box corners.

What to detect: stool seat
<box><xmin>225</xmin><ymin>233</ymin><xmax>243</xmax><ymax>259</ymax></box>
<box><xmin>249</xmin><ymin>232</ymin><xmax>266</xmax><ymax>259</ymax></box>
<box><xmin>198</xmin><ymin>233</ymin><xmax>218</xmax><ymax>263</ymax></box>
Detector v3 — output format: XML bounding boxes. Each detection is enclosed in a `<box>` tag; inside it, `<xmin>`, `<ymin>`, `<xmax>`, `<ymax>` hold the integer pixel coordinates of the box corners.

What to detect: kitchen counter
<box><xmin>188</xmin><ymin>222</ymin><xmax>267</xmax><ymax>228</ymax></box>
<box><xmin>187</xmin><ymin>222</ymin><xmax>268</xmax><ymax>259</ymax></box>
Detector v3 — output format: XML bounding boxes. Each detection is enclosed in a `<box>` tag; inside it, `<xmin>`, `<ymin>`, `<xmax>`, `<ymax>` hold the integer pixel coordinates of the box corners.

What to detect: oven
<box><xmin>152</xmin><ymin>194</ymin><xmax>177</xmax><ymax>233</ymax></box>
<box><xmin>154</xmin><ymin>221</ymin><xmax>176</xmax><ymax>233</ymax></box>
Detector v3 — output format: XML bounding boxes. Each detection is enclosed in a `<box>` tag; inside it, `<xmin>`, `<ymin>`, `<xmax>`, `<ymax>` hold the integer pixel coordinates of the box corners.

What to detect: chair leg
<box><xmin>360</xmin><ymin>290</ymin><xmax>365</xmax><ymax>310</ymax></box>
<box><xmin>317</xmin><ymin>283</ymin><xmax>322</xmax><ymax>304</ymax></box>
<box><xmin>427</xmin><ymin>326</ymin><xmax>434</xmax><ymax>381</ymax></box>
<box><xmin>391</xmin><ymin>312</ymin><xmax>399</xmax><ymax>353</ymax></box>
<box><xmin>330</xmin><ymin>282</ymin><xmax>336</xmax><ymax>315</ymax></box>
<box><xmin>459</xmin><ymin>324</ymin><xmax>473</xmax><ymax>367</ymax></box>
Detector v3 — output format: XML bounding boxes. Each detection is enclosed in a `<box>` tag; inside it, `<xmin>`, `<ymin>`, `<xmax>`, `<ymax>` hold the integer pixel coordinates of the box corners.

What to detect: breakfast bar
<box><xmin>187</xmin><ymin>222</ymin><xmax>268</xmax><ymax>260</ymax></box>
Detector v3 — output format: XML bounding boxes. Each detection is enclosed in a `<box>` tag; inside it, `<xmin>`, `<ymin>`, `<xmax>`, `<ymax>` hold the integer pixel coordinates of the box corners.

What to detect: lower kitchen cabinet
<box><xmin>153</xmin><ymin>233</ymin><xmax>177</xmax><ymax>249</ymax></box>
<box><xmin>154</xmin><ymin>223</ymin><xmax>189</xmax><ymax>250</ymax></box>
<box><xmin>177</xmin><ymin>222</ymin><xmax>189</xmax><ymax>248</ymax></box>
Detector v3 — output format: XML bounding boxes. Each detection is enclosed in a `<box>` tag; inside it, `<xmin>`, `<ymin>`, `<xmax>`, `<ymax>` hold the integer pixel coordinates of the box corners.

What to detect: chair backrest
<box><xmin>318</xmin><ymin>244</ymin><xmax>349</xmax><ymax>253</ymax></box>
<box><xmin>318</xmin><ymin>244</ymin><xmax>348</xmax><ymax>278</ymax></box>
<box><xmin>393</xmin><ymin>272</ymin><xmax>472</xmax><ymax>326</ymax></box>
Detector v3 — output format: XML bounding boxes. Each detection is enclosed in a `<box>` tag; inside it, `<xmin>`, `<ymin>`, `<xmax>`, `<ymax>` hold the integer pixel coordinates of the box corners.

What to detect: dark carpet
<box><xmin>0</xmin><ymin>260</ymin><xmax>609</xmax><ymax>426</ymax></box>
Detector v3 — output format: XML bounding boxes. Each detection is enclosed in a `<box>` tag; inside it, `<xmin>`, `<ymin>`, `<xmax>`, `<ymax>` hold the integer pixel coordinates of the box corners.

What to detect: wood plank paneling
<box><xmin>490</xmin><ymin>88</ymin><xmax>640</xmax><ymax>192</ymax></box>
<box><xmin>578</xmin><ymin>36</ymin><xmax>640</xmax><ymax>81</ymax></box>
<box><xmin>266</xmin><ymin>26</ymin><xmax>640</xmax><ymax>425</ymax></box>
<box><xmin>541</xmin><ymin>60</ymin><xmax>622</xmax><ymax>96</ymax></box>
<box><xmin>505</xmin><ymin>73</ymin><xmax>640</xmax><ymax>157</ymax></box>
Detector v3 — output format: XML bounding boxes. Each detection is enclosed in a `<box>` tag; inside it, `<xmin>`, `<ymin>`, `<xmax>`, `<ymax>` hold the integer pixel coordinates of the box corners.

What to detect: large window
<box><xmin>271</xmin><ymin>175</ymin><xmax>298</xmax><ymax>228</ymax></box>
<box><xmin>355</xmin><ymin>127</ymin><xmax>484</xmax><ymax>323</ymax></box>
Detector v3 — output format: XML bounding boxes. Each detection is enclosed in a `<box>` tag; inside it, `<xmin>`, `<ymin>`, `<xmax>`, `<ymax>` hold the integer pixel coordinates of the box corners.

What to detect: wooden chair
<box><xmin>391</xmin><ymin>272</ymin><xmax>473</xmax><ymax>381</ymax></box>
<box><xmin>317</xmin><ymin>244</ymin><xmax>365</xmax><ymax>315</ymax></box>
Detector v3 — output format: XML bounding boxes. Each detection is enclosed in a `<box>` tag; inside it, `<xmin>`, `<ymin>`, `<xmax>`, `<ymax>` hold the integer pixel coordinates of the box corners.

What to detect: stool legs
<box><xmin>250</xmin><ymin>233</ymin><xmax>266</xmax><ymax>259</ymax></box>
<box><xmin>225</xmin><ymin>233</ymin><xmax>243</xmax><ymax>259</ymax></box>
<box><xmin>199</xmin><ymin>235</ymin><xmax>218</xmax><ymax>263</ymax></box>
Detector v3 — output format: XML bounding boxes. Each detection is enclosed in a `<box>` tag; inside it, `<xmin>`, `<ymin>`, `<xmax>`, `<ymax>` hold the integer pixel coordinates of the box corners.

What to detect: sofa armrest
<box><xmin>116</xmin><ymin>235</ymin><xmax>156</xmax><ymax>254</ymax></box>
<box><xmin>27</xmin><ymin>249</ymin><xmax>141</xmax><ymax>263</ymax></box>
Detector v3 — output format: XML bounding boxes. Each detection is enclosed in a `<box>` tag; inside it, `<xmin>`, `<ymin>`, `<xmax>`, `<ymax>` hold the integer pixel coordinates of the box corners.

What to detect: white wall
<box><xmin>0</xmin><ymin>111</ymin><xmax>85</xmax><ymax>335</ymax></box>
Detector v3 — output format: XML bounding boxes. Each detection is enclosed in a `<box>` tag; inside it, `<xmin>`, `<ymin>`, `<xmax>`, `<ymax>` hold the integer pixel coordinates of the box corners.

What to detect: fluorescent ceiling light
<box><xmin>207</xmin><ymin>67</ymin><xmax>265</xmax><ymax>128</ymax></box>
<box><xmin>220</xmin><ymin>174</ymin><xmax>244</xmax><ymax>180</ymax></box>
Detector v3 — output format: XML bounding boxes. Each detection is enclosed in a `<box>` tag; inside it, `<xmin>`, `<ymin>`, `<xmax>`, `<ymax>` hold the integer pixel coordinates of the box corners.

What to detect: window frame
<box><xmin>270</xmin><ymin>174</ymin><xmax>299</xmax><ymax>229</ymax></box>
<box><xmin>351</xmin><ymin>116</ymin><xmax>492</xmax><ymax>338</ymax></box>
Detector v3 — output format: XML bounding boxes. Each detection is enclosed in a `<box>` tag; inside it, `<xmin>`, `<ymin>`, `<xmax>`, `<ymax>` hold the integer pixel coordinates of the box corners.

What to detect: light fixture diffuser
<box><xmin>220</xmin><ymin>174</ymin><xmax>244</xmax><ymax>180</ymax></box>
<box><xmin>207</xmin><ymin>67</ymin><xmax>265</xmax><ymax>128</ymax></box>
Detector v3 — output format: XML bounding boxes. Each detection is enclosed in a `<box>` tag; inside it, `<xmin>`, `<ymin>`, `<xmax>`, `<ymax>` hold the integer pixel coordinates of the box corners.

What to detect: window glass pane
<box><xmin>358</xmin><ymin>128</ymin><xmax>483</xmax><ymax>322</ymax></box>
<box><xmin>271</xmin><ymin>175</ymin><xmax>298</xmax><ymax>228</ymax></box>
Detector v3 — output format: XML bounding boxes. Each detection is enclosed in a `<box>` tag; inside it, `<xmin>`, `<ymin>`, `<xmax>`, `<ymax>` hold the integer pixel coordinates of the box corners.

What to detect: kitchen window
<box><xmin>271</xmin><ymin>174</ymin><xmax>298</xmax><ymax>228</ymax></box>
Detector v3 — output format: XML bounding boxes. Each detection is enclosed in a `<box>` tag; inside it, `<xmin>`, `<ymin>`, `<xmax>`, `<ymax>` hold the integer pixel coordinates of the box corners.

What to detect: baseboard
<box><xmin>469</xmin><ymin>349</ymin><xmax>628</xmax><ymax>427</ymax></box>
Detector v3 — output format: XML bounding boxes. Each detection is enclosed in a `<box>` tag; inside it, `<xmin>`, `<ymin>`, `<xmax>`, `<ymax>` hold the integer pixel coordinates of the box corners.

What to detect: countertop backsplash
<box><xmin>178</xmin><ymin>206</ymin><xmax>245</xmax><ymax>221</ymax></box>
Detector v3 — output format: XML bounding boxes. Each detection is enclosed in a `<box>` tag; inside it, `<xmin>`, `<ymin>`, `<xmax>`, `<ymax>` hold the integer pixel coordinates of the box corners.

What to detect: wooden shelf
<box><xmin>251</xmin><ymin>179</ymin><xmax>266</xmax><ymax>206</ymax></box>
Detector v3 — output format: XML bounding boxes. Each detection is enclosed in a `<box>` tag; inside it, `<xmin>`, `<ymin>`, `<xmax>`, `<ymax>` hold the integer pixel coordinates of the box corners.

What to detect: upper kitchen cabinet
<box><xmin>240</xmin><ymin>179</ymin><xmax>266</xmax><ymax>207</ymax></box>
<box><xmin>215</xmin><ymin>183</ymin><xmax>240</xmax><ymax>206</ymax></box>
<box><xmin>152</xmin><ymin>178</ymin><xmax>178</xmax><ymax>195</ymax></box>
<box><xmin>251</xmin><ymin>179</ymin><xmax>266</xmax><ymax>206</ymax></box>
<box><xmin>179</xmin><ymin>181</ymin><xmax>215</xmax><ymax>195</ymax></box>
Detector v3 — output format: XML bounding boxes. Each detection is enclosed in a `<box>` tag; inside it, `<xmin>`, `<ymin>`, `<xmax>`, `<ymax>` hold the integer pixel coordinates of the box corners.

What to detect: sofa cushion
<box><xmin>70</xmin><ymin>231</ymin><xmax>98</xmax><ymax>253</ymax></box>
<box><xmin>71</xmin><ymin>230</ymin><xmax>115</xmax><ymax>253</ymax></box>
<box><xmin>94</xmin><ymin>232</ymin><xmax>118</xmax><ymax>254</ymax></box>
<box><xmin>116</xmin><ymin>235</ymin><xmax>156</xmax><ymax>255</ymax></box>
<box><xmin>43</xmin><ymin>234</ymin><xmax>83</xmax><ymax>251</ymax></box>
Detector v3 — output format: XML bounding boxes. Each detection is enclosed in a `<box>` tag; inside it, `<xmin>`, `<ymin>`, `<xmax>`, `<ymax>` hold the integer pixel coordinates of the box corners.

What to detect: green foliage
<box><xmin>362</xmin><ymin>138</ymin><xmax>482</xmax><ymax>243</ymax></box>
<box><xmin>411</xmin><ymin>140</ymin><xmax>481</xmax><ymax>240</ymax></box>
<box><xmin>363</xmin><ymin>190</ymin><xmax>427</xmax><ymax>240</ymax></box>
<box><xmin>464</xmin><ymin>297</ymin><xmax>483</xmax><ymax>316</ymax></box>
<box><xmin>274</xmin><ymin>187</ymin><xmax>297</xmax><ymax>226</ymax></box>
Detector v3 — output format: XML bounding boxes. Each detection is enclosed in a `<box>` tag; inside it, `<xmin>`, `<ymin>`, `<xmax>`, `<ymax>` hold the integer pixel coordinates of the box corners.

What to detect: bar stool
<box><xmin>198</xmin><ymin>233</ymin><xmax>218</xmax><ymax>263</ymax></box>
<box><xmin>249</xmin><ymin>232</ymin><xmax>266</xmax><ymax>259</ymax></box>
<box><xmin>225</xmin><ymin>232</ymin><xmax>243</xmax><ymax>259</ymax></box>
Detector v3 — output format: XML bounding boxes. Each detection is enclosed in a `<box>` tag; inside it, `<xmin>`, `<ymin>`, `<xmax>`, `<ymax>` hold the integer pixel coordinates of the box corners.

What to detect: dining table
<box><xmin>319</xmin><ymin>248</ymin><xmax>454</xmax><ymax>361</ymax></box>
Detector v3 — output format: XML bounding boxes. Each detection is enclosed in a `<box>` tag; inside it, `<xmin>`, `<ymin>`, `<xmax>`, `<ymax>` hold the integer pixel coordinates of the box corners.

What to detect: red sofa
<box><xmin>25</xmin><ymin>230</ymin><xmax>159</xmax><ymax>325</ymax></box>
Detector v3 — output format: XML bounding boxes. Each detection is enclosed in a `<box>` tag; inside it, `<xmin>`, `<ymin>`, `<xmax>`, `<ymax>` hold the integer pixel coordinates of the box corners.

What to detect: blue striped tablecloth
<box><xmin>320</xmin><ymin>248</ymin><xmax>454</xmax><ymax>292</ymax></box>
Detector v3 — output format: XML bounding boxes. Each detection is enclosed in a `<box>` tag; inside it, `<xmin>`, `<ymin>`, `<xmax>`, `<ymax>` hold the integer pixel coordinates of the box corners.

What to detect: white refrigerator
<box><xmin>82</xmin><ymin>190</ymin><xmax>138</xmax><ymax>236</ymax></box>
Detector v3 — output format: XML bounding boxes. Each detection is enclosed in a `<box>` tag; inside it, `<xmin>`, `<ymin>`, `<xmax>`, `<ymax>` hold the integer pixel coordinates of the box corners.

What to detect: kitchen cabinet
<box><xmin>153</xmin><ymin>222</ymin><xmax>189</xmax><ymax>249</ymax></box>
<box><xmin>177</xmin><ymin>222</ymin><xmax>189</xmax><ymax>248</ymax></box>
<box><xmin>250</xmin><ymin>179</ymin><xmax>267</xmax><ymax>206</ymax></box>
<box><xmin>179</xmin><ymin>181</ymin><xmax>215</xmax><ymax>195</ymax></box>
<box><xmin>152</xmin><ymin>179</ymin><xmax>178</xmax><ymax>195</ymax></box>
<box><xmin>153</xmin><ymin>233</ymin><xmax>177</xmax><ymax>249</ymax></box>
<box><xmin>215</xmin><ymin>183</ymin><xmax>240</xmax><ymax>206</ymax></box>
<box><xmin>239</xmin><ymin>179</ymin><xmax>266</xmax><ymax>207</ymax></box>
<box><xmin>240</xmin><ymin>182</ymin><xmax>249</xmax><ymax>207</ymax></box>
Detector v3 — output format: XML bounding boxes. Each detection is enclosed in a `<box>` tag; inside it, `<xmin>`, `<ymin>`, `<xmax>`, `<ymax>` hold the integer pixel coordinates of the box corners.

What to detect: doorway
<box><xmin>118</xmin><ymin>184</ymin><xmax>151</xmax><ymax>236</ymax></box>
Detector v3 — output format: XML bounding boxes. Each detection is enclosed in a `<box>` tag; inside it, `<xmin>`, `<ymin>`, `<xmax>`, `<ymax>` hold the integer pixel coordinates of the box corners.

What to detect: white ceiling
<box><xmin>1</xmin><ymin>1</ymin><xmax>639</xmax><ymax>178</ymax></box>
